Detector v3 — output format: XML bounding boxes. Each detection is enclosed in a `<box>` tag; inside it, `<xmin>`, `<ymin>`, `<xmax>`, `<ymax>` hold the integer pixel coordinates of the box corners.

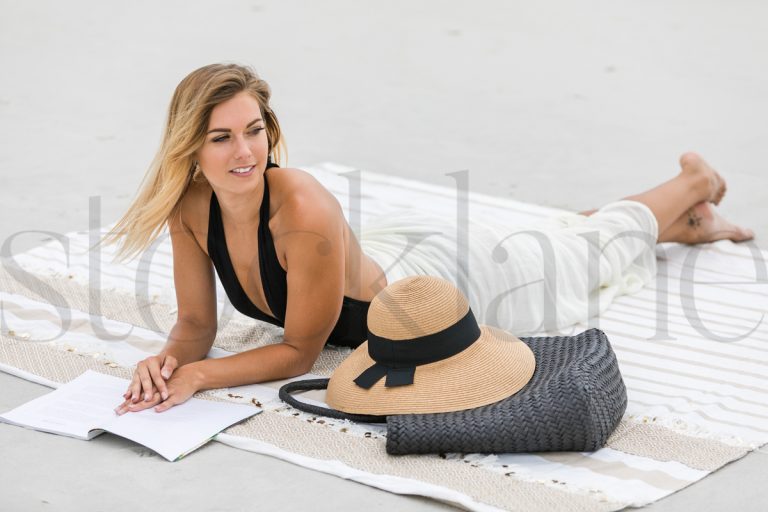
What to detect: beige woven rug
<box><xmin>2</xmin><ymin>163</ymin><xmax>767</xmax><ymax>511</ymax></box>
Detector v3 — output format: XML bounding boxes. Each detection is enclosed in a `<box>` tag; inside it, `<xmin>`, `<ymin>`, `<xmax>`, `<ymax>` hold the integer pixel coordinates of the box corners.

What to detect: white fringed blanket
<box><xmin>1</xmin><ymin>163</ymin><xmax>767</xmax><ymax>511</ymax></box>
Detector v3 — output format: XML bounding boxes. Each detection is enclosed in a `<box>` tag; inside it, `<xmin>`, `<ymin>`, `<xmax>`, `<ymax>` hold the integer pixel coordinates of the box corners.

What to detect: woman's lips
<box><xmin>230</xmin><ymin>165</ymin><xmax>255</xmax><ymax>177</ymax></box>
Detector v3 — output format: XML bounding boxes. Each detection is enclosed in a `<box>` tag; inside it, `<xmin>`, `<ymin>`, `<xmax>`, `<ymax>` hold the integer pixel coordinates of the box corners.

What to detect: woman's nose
<box><xmin>233</xmin><ymin>135</ymin><xmax>252</xmax><ymax>160</ymax></box>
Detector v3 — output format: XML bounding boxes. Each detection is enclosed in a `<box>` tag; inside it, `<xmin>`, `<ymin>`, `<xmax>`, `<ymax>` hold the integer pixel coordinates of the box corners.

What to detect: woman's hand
<box><xmin>114</xmin><ymin>363</ymin><xmax>203</xmax><ymax>415</ymax></box>
<box><xmin>124</xmin><ymin>353</ymin><xmax>178</xmax><ymax>404</ymax></box>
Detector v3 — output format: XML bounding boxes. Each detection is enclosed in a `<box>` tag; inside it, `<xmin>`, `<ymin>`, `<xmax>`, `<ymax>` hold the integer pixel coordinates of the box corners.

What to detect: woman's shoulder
<box><xmin>269</xmin><ymin>167</ymin><xmax>340</xmax><ymax>213</ymax></box>
<box><xmin>268</xmin><ymin>166</ymin><xmax>323</xmax><ymax>192</ymax></box>
<box><xmin>268</xmin><ymin>168</ymin><xmax>344</xmax><ymax>239</ymax></box>
<box><xmin>174</xmin><ymin>179</ymin><xmax>213</xmax><ymax>245</ymax></box>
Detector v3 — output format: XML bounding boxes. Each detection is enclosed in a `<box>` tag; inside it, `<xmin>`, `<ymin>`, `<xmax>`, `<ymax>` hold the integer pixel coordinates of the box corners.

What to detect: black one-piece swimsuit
<box><xmin>207</xmin><ymin>163</ymin><xmax>370</xmax><ymax>348</ymax></box>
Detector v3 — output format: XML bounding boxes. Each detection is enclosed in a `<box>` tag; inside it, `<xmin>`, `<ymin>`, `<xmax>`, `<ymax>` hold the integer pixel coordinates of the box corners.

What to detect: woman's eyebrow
<box><xmin>206</xmin><ymin>118</ymin><xmax>263</xmax><ymax>134</ymax></box>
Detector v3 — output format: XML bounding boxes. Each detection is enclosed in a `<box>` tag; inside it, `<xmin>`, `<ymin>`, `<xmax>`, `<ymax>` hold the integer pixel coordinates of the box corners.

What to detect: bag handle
<box><xmin>278</xmin><ymin>378</ymin><xmax>387</xmax><ymax>423</ymax></box>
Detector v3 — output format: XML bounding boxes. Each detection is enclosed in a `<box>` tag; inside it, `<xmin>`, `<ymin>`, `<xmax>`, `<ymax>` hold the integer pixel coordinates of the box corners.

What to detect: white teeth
<box><xmin>231</xmin><ymin>166</ymin><xmax>253</xmax><ymax>174</ymax></box>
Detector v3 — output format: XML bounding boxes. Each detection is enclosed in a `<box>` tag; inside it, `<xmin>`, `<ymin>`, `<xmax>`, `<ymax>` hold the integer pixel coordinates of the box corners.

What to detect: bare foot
<box><xmin>661</xmin><ymin>201</ymin><xmax>754</xmax><ymax>244</ymax></box>
<box><xmin>679</xmin><ymin>152</ymin><xmax>727</xmax><ymax>205</ymax></box>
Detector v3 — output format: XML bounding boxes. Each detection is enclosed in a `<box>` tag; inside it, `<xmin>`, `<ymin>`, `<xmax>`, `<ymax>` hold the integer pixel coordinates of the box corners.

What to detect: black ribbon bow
<box><xmin>353</xmin><ymin>309</ymin><xmax>481</xmax><ymax>389</ymax></box>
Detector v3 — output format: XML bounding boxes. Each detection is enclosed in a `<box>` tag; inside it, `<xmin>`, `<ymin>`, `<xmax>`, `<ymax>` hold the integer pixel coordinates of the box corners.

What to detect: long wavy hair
<box><xmin>100</xmin><ymin>63</ymin><xmax>286</xmax><ymax>261</ymax></box>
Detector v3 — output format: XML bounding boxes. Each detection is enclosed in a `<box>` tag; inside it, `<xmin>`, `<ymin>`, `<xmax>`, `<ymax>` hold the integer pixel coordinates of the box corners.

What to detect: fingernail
<box><xmin>131</xmin><ymin>393</ymin><xmax>137</xmax><ymax>402</ymax></box>
<box><xmin>144</xmin><ymin>393</ymin><xmax>151</xmax><ymax>401</ymax></box>
<box><xmin>162</xmin><ymin>371</ymin><xmax>170</xmax><ymax>379</ymax></box>
<box><xmin>162</xmin><ymin>392</ymin><xmax>168</xmax><ymax>400</ymax></box>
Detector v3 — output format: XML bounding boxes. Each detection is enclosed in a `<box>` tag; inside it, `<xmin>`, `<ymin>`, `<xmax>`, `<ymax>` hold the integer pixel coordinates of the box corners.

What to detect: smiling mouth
<box><xmin>230</xmin><ymin>165</ymin><xmax>255</xmax><ymax>175</ymax></box>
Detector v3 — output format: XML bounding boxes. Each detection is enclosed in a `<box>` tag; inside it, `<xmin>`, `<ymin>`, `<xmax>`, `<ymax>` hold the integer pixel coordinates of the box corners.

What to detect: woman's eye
<box><xmin>210</xmin><ymin>128</ymin><xmax>262</xmax><ymax>143</ymax></box>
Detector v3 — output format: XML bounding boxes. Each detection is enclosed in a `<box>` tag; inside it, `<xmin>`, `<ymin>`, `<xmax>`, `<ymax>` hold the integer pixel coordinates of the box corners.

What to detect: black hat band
<box><xmin>353</xmin><ymin>309</ymin><xmax>481</xmax><ymax>389</ymax></box>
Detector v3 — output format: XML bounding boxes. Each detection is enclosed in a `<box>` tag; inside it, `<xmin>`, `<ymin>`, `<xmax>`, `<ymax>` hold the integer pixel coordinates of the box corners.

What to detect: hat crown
<box><xmin>368</xmin><ymin>276</ymin><xmax>469</xmax><ymax>341</ymax></box>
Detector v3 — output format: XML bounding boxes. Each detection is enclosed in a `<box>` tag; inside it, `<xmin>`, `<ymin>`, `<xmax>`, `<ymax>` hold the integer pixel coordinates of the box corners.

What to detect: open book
<box><xmin>0</xmin><ymin>370</ymin><xmax>260</xmax><ymax>461</ymax></box>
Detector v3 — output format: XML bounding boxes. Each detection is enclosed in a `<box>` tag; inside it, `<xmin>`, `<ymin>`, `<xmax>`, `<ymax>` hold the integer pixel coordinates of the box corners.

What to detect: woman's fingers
<box><xmin>128</xmin><ymin>371</ymin><xmax>142</xmax><ymax>403</ymax></box>
<box><xmin>153</xmin><ymin>365</ymin><xmax>199</xmax><ymax>413</ymax></box>
<box><xmin>117</xmin><ymin>357</ymin><xmax>196</xmax><ymax>415</ymax></box>
<box><xmin>115</xmin><ymin>391</ymin><xmax>162</xmax><ymax>415</ymax></box>
<box><xmin>147</xmin><ymin>359</ymin><xmax>170</xmax><ymax>401</ymax></box>
<box><xmin>115</xmin><ymin>398</ymin><xmax>130</xmax><ymax>414</ymax></box>
<box><xmin>156</xmin><ymin>355</ymin><xmax>178</xmax><ymax>399</ymax></box>
<box><xmin>160</xmin><ymin>355</ymin><xmax>178</xmax><ymax>380</ymax></box>
<box><xmin>121</xmin><ymin>355</ymin><xmax>174</xmax><ymax>407</ymax></box>
<box><xmin>129</xmin><ymin>392</ymin><xmax>162</xmax><ymax>411</ymax></box>
<box><xmin>153</xmin><ymin>393</ymin><xmax>179</xmax><ymax>413</ymax></box>
<box><xmin>135</xmin><ymin>363</ymin><xmax>157</xmax><ymax>402</ymax></box>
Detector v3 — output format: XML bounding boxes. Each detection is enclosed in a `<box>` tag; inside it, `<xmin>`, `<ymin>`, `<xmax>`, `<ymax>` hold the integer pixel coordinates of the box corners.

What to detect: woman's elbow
<box><xmin>282</xmin><ymin>341</ymin><xmax>322</xmax><ymax>376</ymax></box>
<box><xmin>294</xmin><ymin>358</ymin><xmax>316</xmax><ymax>376</ymax></box>
<box><xmin>295</xmin><ymin>345</ymin><xmax>323</xmax><ymax>374</ymax></box>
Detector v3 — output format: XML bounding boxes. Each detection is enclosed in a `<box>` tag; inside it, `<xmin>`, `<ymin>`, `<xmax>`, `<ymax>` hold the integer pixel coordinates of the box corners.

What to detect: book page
<box><xmin>103</xmin><ymin>395</ymin><xmax>259</xmax><ymax>461</ymax></box>
<box><xmin>0</xmin><ymin>370</ymin><xmax>260</xmax><ymax>461</ymax></box>
<box><xmin>0</xmin><ymin>370</ymin><xmax>121</xmax><ymax>439</ymax></box>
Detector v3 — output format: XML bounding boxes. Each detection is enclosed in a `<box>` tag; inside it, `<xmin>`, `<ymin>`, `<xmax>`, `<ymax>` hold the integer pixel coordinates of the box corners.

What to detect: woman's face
<box><xmin>195</xmin><ymin>91</ymin><xmax>270</xmax><ymax>193</ymax></box>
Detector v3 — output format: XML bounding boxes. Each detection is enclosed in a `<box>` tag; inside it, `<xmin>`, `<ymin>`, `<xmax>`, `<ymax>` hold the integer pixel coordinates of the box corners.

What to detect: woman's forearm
<box><xmin>160</xmin><ymin>319</ymin><xmax>217</xmax><ymax>367</ymax></box>
<box><xmin>189</xmin><ymin>342</ymin><xmax>311</xmax><ymax>390</ymax></box>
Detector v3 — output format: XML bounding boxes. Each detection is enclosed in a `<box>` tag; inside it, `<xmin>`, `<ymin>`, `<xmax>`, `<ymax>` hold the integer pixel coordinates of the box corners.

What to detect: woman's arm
<box><xmin>159</xmin><ymin>317</ymin><xmax>217</xmax><ymax>367</ymax></box>
<box><xmin>163</xmin><ymin>193</ymin><xmax>219</xmax><ymax>359</ymax></box>
<box><xmin>117</xmin><ymin>201</ymin><xmax>218</xmax><ymax>411</ymax></box>
<box><xmin>187</xmin><ymin>177</ymin><xmax>346</xmax><ymax>390</ymax></box>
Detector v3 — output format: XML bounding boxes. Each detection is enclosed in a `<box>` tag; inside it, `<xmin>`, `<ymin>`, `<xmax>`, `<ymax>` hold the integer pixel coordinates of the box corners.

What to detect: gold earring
<box><xmin>191</xmin><ymin>161</ymin><xmax>204</xmax><ymax>181</ymax></box>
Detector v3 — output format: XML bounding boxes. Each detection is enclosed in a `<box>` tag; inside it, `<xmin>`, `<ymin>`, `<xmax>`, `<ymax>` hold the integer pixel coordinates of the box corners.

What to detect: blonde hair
<box><xmin>100</xmin><ymin>63</ymin><xmax>286</xmax><ymax>261</ymax></box>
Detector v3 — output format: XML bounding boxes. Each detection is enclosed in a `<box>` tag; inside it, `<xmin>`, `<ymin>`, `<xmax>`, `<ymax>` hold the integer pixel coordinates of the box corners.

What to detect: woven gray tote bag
<box><xmin>279</xmin><ymin>328</ymin><xmax>626</xmax><ymax>455</ymax></box>
<box><xmin>386</xmin><ymin>328</ymin><xmax>626</xmax><ymax>454</ymax></box>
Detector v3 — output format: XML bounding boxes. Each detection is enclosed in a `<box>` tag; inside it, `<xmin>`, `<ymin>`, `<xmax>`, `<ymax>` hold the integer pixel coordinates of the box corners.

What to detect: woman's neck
<box><xmin>212</xmin><ymin>174</ymin><xmax>266</xmax><ymax>230</ymax></box>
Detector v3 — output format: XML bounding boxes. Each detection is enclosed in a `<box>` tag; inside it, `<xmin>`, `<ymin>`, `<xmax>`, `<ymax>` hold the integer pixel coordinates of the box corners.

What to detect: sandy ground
<box><xmin>1</xmin><ymin>1</ymin><xmax>767</xmax><ymax>510</ymax></box>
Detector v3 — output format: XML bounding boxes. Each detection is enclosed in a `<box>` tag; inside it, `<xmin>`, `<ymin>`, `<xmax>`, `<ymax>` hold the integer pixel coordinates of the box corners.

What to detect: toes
<box><xmin>713</xmin><ymin>186</ymin><xmax>725</xmax><ymax>206</ymax></box>
<box><xmin>715</xmin><ymin>178</ymin><xmax>728</xmax><ymax>204</ymax></box>
<box><xmin>718</xmin><ymin>225</ymin><xmax>754</xmax><ymax>243</ymax></box>
<box><xmin>679</xmin><ymin>151</ymin><xmax>703</xmax><ymax>169</ymax></box>
<box><xmin>678</xmin><ymin>152</ymin><xmax>725</xmax><ymax>205</ymax></box>
<box><xmin>710</xmin><ymin>172</ymin><xmax>727</xmax><ymax>206</ymax></box>
<box><xmin>733</xmin><ymin>227</ymin><xmax>755</xmax><ymax>242</ymax></box>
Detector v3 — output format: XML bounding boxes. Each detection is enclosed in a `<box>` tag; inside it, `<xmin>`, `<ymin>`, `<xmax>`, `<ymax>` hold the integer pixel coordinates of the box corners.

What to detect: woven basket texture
<box><xmin>386</xmin><ymin>328</ymin><xmax>627</xmax><ymax>455</ymax></box>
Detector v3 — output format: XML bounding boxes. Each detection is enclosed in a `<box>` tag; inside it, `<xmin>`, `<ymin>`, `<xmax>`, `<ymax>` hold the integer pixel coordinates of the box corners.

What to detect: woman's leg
<box><xmin>580</xmin><ymin>152</ymin><xmax>753</xmax><ymax>243</ymax></box>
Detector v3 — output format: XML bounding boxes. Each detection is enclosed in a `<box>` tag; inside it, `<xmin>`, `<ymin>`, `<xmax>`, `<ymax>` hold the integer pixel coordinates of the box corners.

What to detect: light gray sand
<box><xmin>1</xmin><ymin>1</ymin><xmax>767</xmax><ymax>510</ymax></box>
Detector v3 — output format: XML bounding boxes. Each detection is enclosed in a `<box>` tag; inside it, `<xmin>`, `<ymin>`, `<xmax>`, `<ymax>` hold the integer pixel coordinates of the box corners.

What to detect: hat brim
<box><xmin>326</xmin><ymin>325</ymin><xmax>536</xmax><ymax>415</ymax></box>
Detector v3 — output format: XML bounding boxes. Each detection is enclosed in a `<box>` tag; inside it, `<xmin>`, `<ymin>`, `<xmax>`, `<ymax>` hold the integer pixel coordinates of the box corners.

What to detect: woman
<box><xmin>109</xmin><ymin>63</ymin><xmax>753</xmax><ymax>415</ymax></box>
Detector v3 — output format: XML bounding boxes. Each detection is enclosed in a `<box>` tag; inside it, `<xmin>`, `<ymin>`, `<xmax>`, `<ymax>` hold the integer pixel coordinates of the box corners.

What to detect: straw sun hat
<box><xmin>326</xmin><ymin>276</ymin><xmax>536</xmax><ymax>415</ymax></box>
